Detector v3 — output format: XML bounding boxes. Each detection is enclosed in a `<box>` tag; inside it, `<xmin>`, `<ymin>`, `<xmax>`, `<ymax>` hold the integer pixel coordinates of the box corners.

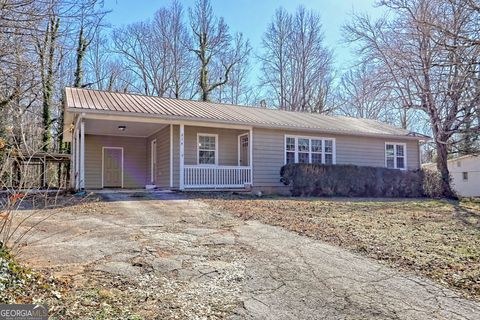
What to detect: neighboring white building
<box><xmin>423</xmin><ymin>154</ymin><xmax>480</xmax><ymax>197</ymax></box>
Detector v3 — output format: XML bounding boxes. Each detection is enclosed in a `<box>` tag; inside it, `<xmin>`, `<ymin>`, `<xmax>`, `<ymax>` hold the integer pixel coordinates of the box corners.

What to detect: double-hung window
<box><xmin>324</xmin><ymin>140</ymin><xmax>334</xmax><ymax>164</ymax></box>
<box><xmin>385</xmin><ymin>143</ymin><xmax>406</xmax><ymax>169</ymax></box>
<box><xmin>297</xmin><ymin>138</ymin><xmax>310</xmax><ymax>163</ymax></box>
<box><xmin>311</xmin><ymin>139</ymin><xmax>322</xmax><ymax>163</ymax></box>
<box><xmin>285</xmin><ymin>137</ymin><xmax>296</xmax><ymax>164</ymax></box>
<box><xmin>285</xmin><ymin>136</ymin><xmax>335</xmax><ymax>165</ymax></box>
<box><xmin>198</xmin><ymin>134</ymin><xmax>217</xmax><ymax>165</ymax></box>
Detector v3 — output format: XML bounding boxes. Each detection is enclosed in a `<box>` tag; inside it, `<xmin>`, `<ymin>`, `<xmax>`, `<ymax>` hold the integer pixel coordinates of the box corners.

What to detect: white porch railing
<box><xmin>184</xmin><ymin>165</ymin><xmax>252</xmax><ymax>189</ymax></box>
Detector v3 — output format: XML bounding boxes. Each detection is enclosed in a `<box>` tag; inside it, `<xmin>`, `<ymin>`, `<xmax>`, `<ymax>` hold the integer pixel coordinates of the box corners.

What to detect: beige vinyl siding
<box><xmin>184</xmin><ymin>126</ymin><xmax>246</xmax><ymax>165</ymax></box>
<box><xmin>336</xmin><ymin>136</ymin><xmax>419</xmax><ymax>169</ymax></box>
<box><xmin>84</xmin><ymin>135</ymin><xmax>148</xmax><ymax>189</ymax></box>
<box><xmin>147</xmin><ymin>126</ymin><xmax>170</xmax><ymax>188</ymax></box>
<box><xmin>84</xmin><ymin>126</ymin><xmax>419</xmax><ymax>191</ymax></box>
<box><xmin>252</xmin><ymin>128</ymin><xmax>420</xmax><ymax>187</ymax></box>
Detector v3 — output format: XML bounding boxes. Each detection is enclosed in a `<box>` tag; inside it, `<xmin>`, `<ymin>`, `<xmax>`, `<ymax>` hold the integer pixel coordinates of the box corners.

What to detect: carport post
<box><xmin>74</xmin><ymin>119</ymin><xmax>80</xmax><ymax>189</ymax></box>
<box><xmin>70</xmin><ymin>127</ymin><xmax>76</xmax><ymax>189</ymax></box>
<box><xmin>249</xmin><ymin>127</ymin><xmax>253</xmax><ymax>186</ymax></box>
<box><xmin>179</xmin><ymin>124</ymin><xmax>185</xmax><ymax>190</ymax></box>
<box><xmin>80</xmin><ymin>118</ymin><xmax>85</xmax><ymax>190</ymax></box>
<box><xmin>169</xmin><ymin>124</ymin><xmax>173</xmax><ymax>188</ymax></box>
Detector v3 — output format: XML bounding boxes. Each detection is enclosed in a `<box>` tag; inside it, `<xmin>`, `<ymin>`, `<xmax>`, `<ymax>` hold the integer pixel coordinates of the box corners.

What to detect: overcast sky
<box><xmin>103</xmin><ymin>0</ymin><xmax>385</xmax><ymax>73</ymax></box>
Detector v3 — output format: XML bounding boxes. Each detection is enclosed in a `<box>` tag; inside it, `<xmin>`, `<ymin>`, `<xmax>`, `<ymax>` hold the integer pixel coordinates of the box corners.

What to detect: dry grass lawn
<box><xmin>201</xmin><ymin>195</ymin><xmax>480</xmax><ymax>301</ymax></box>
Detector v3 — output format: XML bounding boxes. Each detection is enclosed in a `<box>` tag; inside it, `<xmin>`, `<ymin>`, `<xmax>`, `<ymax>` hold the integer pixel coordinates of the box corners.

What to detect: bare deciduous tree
<box><xmin>36</xmin><ymin>14</ymin><xmax>60</xmax><ymax>152</ymax></box>
<box><xmin>72</xmin><ymin>1</ymin><xmax>108</xmax><ymax>88</ymax></box>
<box><xmin>290</xmin><ymin>6</ymin><xmax>333</xmax><ymax>113</ymax></box>
<box><xmin>153</xmin><ymin>1</ymin><xmax>196</xmax><ymax>99</ymax></box>
<box><xmin>0</xmin><ymin>1</ymin><xmax>41</xmax><ymax>107</ymax></box>
<box><xmin>112</xmin><ymin>22</ymin><xmax>167</xmax><ymax>95</ymax></box>
<box><xmin>85</xmin><ymin>31</ymin><xmax>129</xmax><ymax>91</ymax></box>
<box><xmin>209</xmin><ymin>33</ymin><xmax>253</xmax><ymax>105</ymax></box>
<box><xmin>259</xmin><ymin>7</ymin><xmax>292</xmax><ymax>110</ymax></box>
<box><xmin>0</xmin><ymin>0</ymin><xmax>52</xmax><ymax>155</ymax></box>
<box><xmin>259</xmin><ymin>6</ymin><xmax>334</xmax><ymax>112</ymax></box>
<box><xmin>189</xmin><ymin>0</ymin><xmax>250</xmax><ymax>102</ymax></box>
<box><xmin>337</xmin><ymin>63</ymin><xmax>392</xmax><ymax>120</ymax></box>
<box><xmin>111</xmin><ymin>1</ymin><xmax>196</xmax><ymax>98</ymax></box>
<box><xmin>0</xmin><ymin>0</ymin><xmax>109</xmax><ymax>160</ymax></box>
<box><xmin>344</xmin><ymin>0</ymin><xmax>480</xmax><ymax>197</ymax></box>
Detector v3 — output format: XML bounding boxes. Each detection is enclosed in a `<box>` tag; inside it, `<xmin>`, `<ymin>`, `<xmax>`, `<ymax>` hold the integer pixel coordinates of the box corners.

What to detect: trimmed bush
<box><xmin>280</xmin><ymin>164</ymin><xmax>427</xmax><ymax>197</ymax></box>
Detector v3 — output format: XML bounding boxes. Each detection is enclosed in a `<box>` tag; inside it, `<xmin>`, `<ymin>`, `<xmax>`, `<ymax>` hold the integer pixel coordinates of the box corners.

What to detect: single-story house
<box><xmin>423</xmin><ymin>154</ymin><xmax>480</xmax><ymax>197</ymax></box>
<box><xmin>63</xmin><ymin>87</ymin><xmax>425</xmax><ymax>193</ymax></box>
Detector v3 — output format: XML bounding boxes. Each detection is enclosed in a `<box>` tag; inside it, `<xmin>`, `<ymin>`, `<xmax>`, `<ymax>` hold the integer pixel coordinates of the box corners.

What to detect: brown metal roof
<box><xmin>64</xmin><ymin>87</ymin><xmax>422</xmax><ymax>138</ymax></box>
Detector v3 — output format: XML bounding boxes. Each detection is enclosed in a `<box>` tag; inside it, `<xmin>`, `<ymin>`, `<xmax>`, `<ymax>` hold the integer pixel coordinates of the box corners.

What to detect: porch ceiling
<box><xmin>84</xmin><ymin>118</ymin><xmax>166</xmax><ymax>138</ymax></box>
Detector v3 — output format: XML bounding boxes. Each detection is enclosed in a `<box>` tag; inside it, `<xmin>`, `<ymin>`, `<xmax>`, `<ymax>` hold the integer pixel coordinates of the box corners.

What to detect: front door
<box><xmin>239</xmin><ymin>134</ymin><xmax>249</xmax><ymax>166</ymax></box>
<box><xmin>151</xmin><ymin>139</ymin><xmax>157</xmax><ymax>184</ymax></box>
<box><xmin>103</xmin><ymin>148</ymin><xmax>122</xmax><ymax>188</ymax></box>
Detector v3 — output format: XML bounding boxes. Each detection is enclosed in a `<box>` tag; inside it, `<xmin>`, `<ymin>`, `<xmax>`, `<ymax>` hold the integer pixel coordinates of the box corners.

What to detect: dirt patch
<box><xmin>201</xmin><ymin>194</ymin><xmax>480</xmax><ymax>301</ymax></box>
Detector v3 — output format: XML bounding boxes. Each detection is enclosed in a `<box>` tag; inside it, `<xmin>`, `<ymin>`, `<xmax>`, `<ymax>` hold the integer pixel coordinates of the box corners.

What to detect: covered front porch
<box><xmin>69</xmin><ymin>114</ymin><xmax>253</xmax><ymax>191</ymax></box>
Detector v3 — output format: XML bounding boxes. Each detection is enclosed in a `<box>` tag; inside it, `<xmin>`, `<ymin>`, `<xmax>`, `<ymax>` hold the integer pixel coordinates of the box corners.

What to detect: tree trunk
<box><xmin>74</xmin><ymin>26</ymin><xmax>87</xmax><ymax>88</ymax></box>
<box><xmin>200</xmin><ymin>64</ymin><xmax>209</xmax><ymax>101</ymax></box>
<box><xmin>41</xmin><ymin>16</ymin><xmax>60</xmax><ymax>152</ymax></box>
<box><xmin>435</xmin><ymin>139</ymin><xmax>457</xmax><ymax>199</ymax></box>
<box><xmin>199</xmin><ymin>54</ymin><xmax>209</xmax><ymax>101</ymax></box>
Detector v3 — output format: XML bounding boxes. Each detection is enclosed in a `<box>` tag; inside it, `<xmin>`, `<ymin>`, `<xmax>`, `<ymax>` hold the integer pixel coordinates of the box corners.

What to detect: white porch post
<box><xmin>179</xmin><ymin>124</ymin><xmax>185</xmax><ymax>190</ymax></box>
<box><xmin>249</xmin><ymin>127</ymin><xmax>253</xmax><ymax>185</ymax></box>
<box><xmin>169</xmin><ymin>124</ymin><xmax>173</xmax><ymax>188</ymax></box>
<box><xmin>74</xmin><ymin>122</ymin><xmax>80</xmax><ymax>189</ymax></box>
<box><xmin>70</xmin><ymin>128</ymin><xmax>76</xmax><ymax>189</ymax></box>
<box><xmin>80</xmin><ymin>118</ymin><xmax>85</xmax><ymax>190</ymax></box>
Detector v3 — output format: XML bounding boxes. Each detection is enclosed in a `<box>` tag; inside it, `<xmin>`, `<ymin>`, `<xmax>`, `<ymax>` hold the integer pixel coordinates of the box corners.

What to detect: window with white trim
<box><xmin>285</xmin><ymin>137</ymin><xmax>296</xmax><ymax>164</ymax></box>
<box><xmin>298</xmin><ymin>138</ymin><xmax>310</xmax><ymax>163</ymax></box>
<box><xmin>311</xmin><ymin>139</ymin><xmax>322</xmax><ymax>163</ymax></box>
<box><xmin>385</xmin><ymin>143</ymin><xmax>406</xmax><ymax>169</ymax></box>
<box><xmin>285</xmin><ymin>136</ymin><xmax>335</xmax><ymax>165</ymax></box>
<box><xmin>324</xmin><ymin>139</ymin><xmax>334</xmax><ymax>164</ymax></box>
<box><xmin>198</xmin><ymin>134</ymin><xmax>217</xmax><ymax>165</ymax></box>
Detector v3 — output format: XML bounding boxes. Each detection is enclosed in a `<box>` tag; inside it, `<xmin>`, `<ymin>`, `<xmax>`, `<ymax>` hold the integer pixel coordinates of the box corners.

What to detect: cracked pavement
<box><xmin>19</xmin><ymin>192</ymin><xmax>480</xmax><ymax>319</ymax></box>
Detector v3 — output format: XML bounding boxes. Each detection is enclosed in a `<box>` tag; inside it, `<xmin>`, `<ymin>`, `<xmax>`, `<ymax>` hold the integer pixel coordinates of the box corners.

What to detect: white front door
<box><xmin>151</xmin><ymin>139</ymin><xmax>157</xmax><ymax>184</ymax></box>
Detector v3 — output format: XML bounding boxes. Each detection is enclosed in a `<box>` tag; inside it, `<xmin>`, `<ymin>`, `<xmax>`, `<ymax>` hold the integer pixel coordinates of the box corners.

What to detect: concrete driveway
<box><xmin>19</xmin><ymin>192</ymin><xmax>480</xmax><ymax>319</ymax></box>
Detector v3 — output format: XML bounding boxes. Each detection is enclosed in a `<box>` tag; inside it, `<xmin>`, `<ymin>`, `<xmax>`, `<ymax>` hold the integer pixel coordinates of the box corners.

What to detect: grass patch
<box><xmin>201</xmin><ymin>194</ymin><xmax>480</xmax><ymax>301</ymax></box>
